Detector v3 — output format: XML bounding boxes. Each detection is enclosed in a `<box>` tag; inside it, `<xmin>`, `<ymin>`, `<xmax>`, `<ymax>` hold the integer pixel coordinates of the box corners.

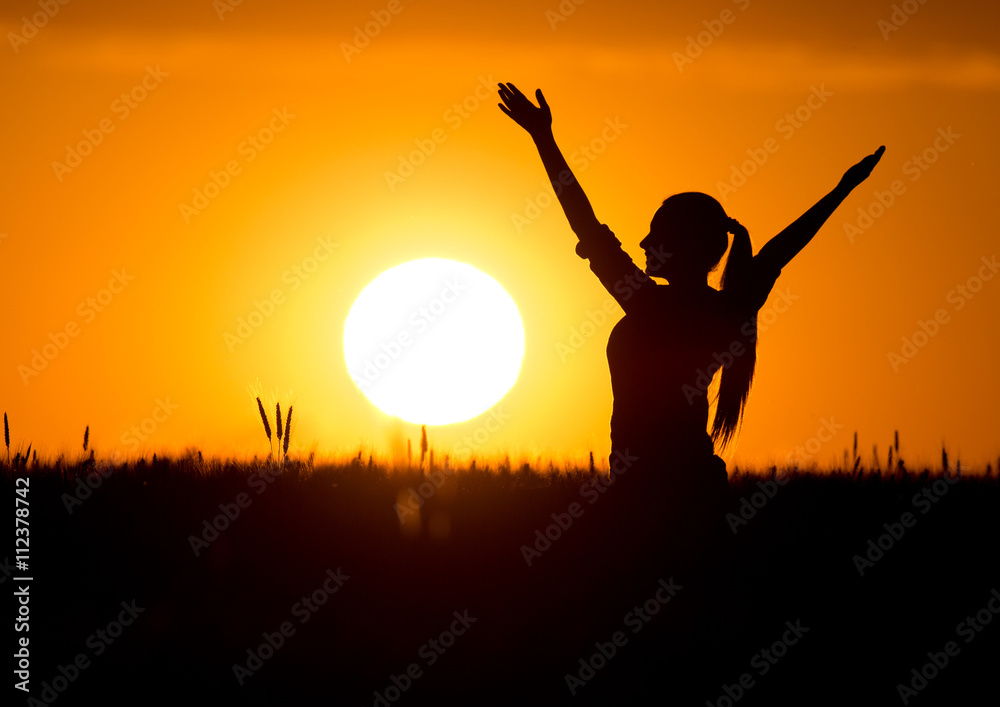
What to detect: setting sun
<box><xmin>343</xmin><ymin>258</ymin><xmax>524</xmax><ymax>425</ymax></box>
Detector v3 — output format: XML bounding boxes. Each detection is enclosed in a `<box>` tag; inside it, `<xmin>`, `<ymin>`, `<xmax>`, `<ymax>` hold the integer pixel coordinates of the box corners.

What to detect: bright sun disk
<box><xmin>343</xmin><ymin>258</ymin><xmax>525</xmax><ymax>425</ymax></box>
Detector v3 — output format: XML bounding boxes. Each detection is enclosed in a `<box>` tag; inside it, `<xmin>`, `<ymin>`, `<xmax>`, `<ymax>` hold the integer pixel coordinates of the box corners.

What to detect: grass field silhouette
<box><xmin>6</xmin><ymin>427</ymin><xmax>999</xmax><ymax>706</ymax></box>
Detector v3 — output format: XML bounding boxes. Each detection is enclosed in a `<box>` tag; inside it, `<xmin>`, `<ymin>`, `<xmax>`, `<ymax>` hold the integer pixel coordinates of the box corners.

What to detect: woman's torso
<box><xmin>606</xmin><ymin>283</ymin><xmax>742</xmax><ymax>474</ymax></box>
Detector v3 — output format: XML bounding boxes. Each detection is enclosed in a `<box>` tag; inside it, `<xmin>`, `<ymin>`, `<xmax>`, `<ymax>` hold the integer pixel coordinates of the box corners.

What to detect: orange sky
<box><xmin>2</xmin><ymin>0</ymin><xmax>998</xmax><ymax>469</ymax></box>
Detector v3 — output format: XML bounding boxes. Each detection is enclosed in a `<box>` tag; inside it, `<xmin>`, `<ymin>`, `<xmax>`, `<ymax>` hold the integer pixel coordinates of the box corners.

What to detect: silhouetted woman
<box><xmin>498</xmin><ymin>82</ymin><xmax>884</xmax><ymax>700</ymax></box>
<box><xmin>499</xmin><ymin>81</ymin><xmax>882</xmax><ymax>492</ymax></box>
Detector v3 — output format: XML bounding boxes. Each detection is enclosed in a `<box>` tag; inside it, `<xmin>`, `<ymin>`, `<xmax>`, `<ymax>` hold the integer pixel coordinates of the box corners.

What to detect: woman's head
<box><xmin>639</xmin><ymin>192</ymin><xmax>731</xmax><ymax>281</ymax></box>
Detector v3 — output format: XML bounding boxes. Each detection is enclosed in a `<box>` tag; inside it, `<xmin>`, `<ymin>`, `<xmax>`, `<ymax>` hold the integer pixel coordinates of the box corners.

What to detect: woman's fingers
<box><xmin>498</xmin><ymin>82</ymin><xmax>550</xmax><ymax>134</ymax></box>
<box><xmin>497</xmin><ymin>85</ymin><xmax>512</xmax><ymax>103</ymax></box>
<box><xmin>498</xmin><ymin>84</ymin><xmax>525</xmax><ymax>110</ymax></box>
<box><xmin>839</xmin><ymin>146</ymin><xmax>886</xmax><ymax>190</ymax></box>
<box><xmin>505</xmin><ymin>82</ymin><xmax>525</xmax><ymax>98</ymax></box>
<box><xmin>506</xmin><ymin>83</ymin><xmax>539</xmax><ymax>110</ymax></box>
<box><xmin>860</xmin><ymin>146</ymin><xmax>885</xmax><ymax>176</ymax></box>
<box><xmin>864</xmin><ymin>146</ymin><xmax>885</xmax><ymax>167</ymax></box>
<box><xmin>498</xmin><ymin>83</ymin><xmax>547</xmax><ymax>114</ymax></box>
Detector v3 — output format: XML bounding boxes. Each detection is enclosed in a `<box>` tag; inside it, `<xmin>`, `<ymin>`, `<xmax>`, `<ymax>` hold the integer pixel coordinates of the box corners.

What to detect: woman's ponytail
<box><xmin>712</xmin><ymin>218</ymin><xmax>756</xmax><ymax>449</ymax></box>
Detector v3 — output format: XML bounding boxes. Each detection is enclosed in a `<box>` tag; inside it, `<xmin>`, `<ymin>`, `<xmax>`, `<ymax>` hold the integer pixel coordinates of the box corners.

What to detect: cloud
<box><xmin>3</xmin><ymin>17</ymin><xmax>998</xmax><ymax>94</ymax></box>
<box><xmin>668</xmin><ymin>44</ymin><xmax>1000</xmax><ymax>91</ymax></box>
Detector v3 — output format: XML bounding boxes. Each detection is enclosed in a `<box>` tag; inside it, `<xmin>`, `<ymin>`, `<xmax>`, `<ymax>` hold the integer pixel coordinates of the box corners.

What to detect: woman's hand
<box><xmin>727</xmin><ymin>218</ymin><xmax>749</xmax><ymax>240</ymax></box>
<box><xmin>838</xmin><ymin>146</ymin><xmax>886</xmax><ymax>192</ymax></box>
<box><xmin>497</xmin><ymin>82</ymin><xmax>552</xmax><ymax>139</ymax></box>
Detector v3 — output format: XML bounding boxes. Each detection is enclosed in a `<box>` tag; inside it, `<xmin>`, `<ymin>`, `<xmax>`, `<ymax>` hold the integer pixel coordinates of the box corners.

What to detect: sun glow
<box><xmin>343</xmin><ymin>258</ymin><xmax>525</xmax><ymax>425</ymax></box>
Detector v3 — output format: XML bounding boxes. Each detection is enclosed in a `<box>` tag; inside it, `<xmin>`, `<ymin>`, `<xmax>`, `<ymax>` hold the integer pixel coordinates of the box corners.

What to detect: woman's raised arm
<box><xmin>755</xmin><ymin>146</ymin><xmax>885</xmax><ymax>275</ymax></box>
<box><xmin>498</xmin><ymin>82</ymin><xmax>660</xmax><ymax>314</ymax></box>
<box><xmin>497</xmin><ymin>83</ymin><xmax>601</xmax><ymax>237</ymax></box>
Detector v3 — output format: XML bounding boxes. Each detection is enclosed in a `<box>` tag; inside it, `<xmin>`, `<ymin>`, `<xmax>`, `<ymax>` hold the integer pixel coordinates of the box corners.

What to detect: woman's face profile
<box><xmin>640</xmin><ymin>218</ymin><xmax>690</xmax><ymax>279</ymax></box>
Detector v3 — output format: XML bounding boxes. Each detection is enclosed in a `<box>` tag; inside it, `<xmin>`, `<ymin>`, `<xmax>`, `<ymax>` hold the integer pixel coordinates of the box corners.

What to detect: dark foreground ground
<box><xmin>6</xmin><ymin>456</ymin><xmax>999</xmax><ymax>706</ymax></box>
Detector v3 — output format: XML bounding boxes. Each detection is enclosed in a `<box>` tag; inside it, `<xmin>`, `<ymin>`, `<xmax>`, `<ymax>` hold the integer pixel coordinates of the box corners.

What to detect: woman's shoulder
<box><xmin>716</xmin><ymin>259</ymin><xmax>783</xmax><ymax>314</ymax></box>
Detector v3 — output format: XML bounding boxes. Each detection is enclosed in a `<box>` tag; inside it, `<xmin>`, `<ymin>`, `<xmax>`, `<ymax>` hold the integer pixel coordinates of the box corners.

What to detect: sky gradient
<box><xmin>2</xmin><ymin>0</ymin><xmax>998</xmax><ymax>469</ymax></box>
